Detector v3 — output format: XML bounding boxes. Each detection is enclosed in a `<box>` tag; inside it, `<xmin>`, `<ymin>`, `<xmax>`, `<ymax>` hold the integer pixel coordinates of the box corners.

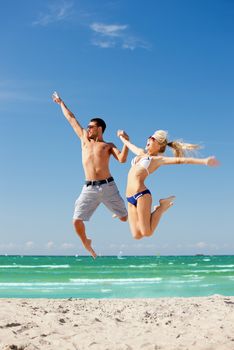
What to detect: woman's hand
<box><xmin>206</xmin><ymin>156</ymin><xmax>220</xmax><ymax>167</ymax></box>
<box><xmin>117</xmin><ymin>130</ymin><xmax>129</xmax><ymax>140</ymax></box>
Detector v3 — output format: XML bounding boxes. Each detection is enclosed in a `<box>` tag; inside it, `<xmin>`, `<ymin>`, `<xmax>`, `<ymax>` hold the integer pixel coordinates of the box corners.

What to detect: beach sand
<box><xmin>0</xmin><ymin>295</ymin><xmax>234</xmax><ymax>350</ymax></box>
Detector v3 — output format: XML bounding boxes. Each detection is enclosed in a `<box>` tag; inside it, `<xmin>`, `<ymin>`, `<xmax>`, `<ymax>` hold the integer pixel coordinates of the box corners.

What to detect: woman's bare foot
<box><xmin>84</xmin><ymin>239</ymin><xmax>97</xmax><ymax>259</ymax></box>
<box><xmin>153</xmin><ymin>205</ymin><xmax>160</xmax><ymax>212</ymax></box>
<box><xmin>159</xmin><ymin>196</ymin><xmax>176</xmax><ymax>212</ymax></box>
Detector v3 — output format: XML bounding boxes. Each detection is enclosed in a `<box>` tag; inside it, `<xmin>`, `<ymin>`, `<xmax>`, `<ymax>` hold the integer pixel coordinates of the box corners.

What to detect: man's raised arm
<box><xmin>52</xmin><ymin>92</ymin><xmax>84</xmax><ymax>139</ymax></box>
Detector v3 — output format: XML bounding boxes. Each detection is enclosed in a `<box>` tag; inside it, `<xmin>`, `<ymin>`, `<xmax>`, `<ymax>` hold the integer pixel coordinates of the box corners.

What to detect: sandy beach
<box><xmin>0</xmin><ymin>295</ymin><xmax>234</xmax><ymax>350</ymax></box>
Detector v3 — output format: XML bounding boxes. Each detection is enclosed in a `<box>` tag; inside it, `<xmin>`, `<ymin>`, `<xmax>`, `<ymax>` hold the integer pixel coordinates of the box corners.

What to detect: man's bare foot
<box><xmin>84</xmin><ymin>239</ymin><xmax>97</xmax><ymax>259</ymax></box>
<box><xmin>112</xmin><ymin>214</ymin><xmax>128</xmax><ymax>222</ymax></box>
<box><xmin>159</xmin><ymin>196</ymin><xmax>176</xmax><ymax>212</ymax></box>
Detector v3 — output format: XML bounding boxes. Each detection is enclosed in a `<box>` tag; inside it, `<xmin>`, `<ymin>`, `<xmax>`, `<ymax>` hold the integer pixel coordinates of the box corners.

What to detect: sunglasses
<box><xmin>87</xmin><ymin>124</ymin><xmax>97</xmax><ymax>129</ymax></box>
<box><xmin>148</xmin><ymin>136</ymin><xmax>156</xmax><ymax>141</ymax></box>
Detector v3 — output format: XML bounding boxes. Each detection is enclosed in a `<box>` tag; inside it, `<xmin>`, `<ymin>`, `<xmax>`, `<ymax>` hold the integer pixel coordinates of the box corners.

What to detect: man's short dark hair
<box><xmin>90</xmin><ymin>118</ymin><xmax>106</xmax><ymax>133</ymax></box>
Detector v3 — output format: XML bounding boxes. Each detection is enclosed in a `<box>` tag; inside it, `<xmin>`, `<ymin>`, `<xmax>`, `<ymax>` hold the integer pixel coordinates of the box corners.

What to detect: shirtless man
<box><xmin>52</xmin><ymin>92</ymin><xmax>128</xmax><ymax>258</ymax></box>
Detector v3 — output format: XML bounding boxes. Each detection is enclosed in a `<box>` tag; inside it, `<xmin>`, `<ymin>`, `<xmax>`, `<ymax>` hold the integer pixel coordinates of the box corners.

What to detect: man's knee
<box><xmin>73</xmin><ymin>219</ymin><xmax>84</xmax><ymax>229</ymax></box>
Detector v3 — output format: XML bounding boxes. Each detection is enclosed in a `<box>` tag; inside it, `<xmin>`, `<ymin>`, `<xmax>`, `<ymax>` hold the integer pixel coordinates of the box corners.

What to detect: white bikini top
<box><xmin>131</xmin><ymin>156</ymin><xmax>152</xmax><ymax>175</ymax></box>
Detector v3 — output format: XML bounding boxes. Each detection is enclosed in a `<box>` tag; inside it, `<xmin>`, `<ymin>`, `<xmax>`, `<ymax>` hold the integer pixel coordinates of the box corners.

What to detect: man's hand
<box><xmin>117</xmin><ymin>130</ymin><xmax>129</xmax><ymax>141</ymax></box>
<box><xmin>52</xmin><ymin>91</ymin><xmax>62</xmax><ymax>105</ymax></box>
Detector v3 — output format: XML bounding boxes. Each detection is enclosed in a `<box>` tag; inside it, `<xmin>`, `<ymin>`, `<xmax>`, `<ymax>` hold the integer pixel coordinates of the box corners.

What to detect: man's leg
<box><xmin>73</xmin><ymin>185</ymin><xmax>100</xmax><ymax>258</ymax></box>
<box><xmin>102</xmin><ymin>182</ymin><xmax>128</xmax><ymax>222</ymax></box>
<box><xmin>73</xmin><ymin>219</ymin><xmax>97</xmax><ymax>259</ymax></box>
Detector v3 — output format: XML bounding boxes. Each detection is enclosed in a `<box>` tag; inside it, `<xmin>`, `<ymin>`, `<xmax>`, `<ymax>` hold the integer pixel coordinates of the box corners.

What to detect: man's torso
<box><xmin>81</xmin><ymin>139</ymin><xmax>113</xmax><ymax>180</ymax></box>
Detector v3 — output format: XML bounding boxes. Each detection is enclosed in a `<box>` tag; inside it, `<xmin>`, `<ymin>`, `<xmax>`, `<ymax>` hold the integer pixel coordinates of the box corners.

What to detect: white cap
<box><xmin>152</xmin><ymin>130</ymin><xmax>168</xmax><ymax>144</ymax></box>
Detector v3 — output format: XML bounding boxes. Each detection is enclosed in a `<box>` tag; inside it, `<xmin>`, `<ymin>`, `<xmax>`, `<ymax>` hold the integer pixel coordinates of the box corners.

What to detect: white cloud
<box><xmin>120</xmin><ymin>244</ymin><xmax>128</xmax><ymax>249</ymax></box>
<box><xmin>25</xmin><ymin>241</ymin><xmax>34</xmax><ymax>249</ymax></box>
<box><xmin>61</xmin><ymin>242</ymin><xmax>75</xmax><ymax>250</ymax></box>
<box><xmin>32</xmin><ymin>1</ymin><xmax>73</xmax><ymax>26</ymax></box>
<box><xmin>0</xmin><ymin>243</ymin><xmax>16</xmax><ymax>250</ymax></box>
<box><xmin>90</xmin><ymin>23</ymin><xmax>128</xmax><ymax>37</ymax></box>
<box><xmin>134</xmin><ymin>243</ymin><xmax>144</xmax><ymax>249</ymax></box>
<box><xmin>32</xmin><ymin>4</ymin><xmax>150</xmax><ymax>50</ymax></box>
<box><xmin>122</xmin><ymin>37</ymin><xmax>151</xmax><ymax>51</ymax></box>
<box><xmin>90</xmin><ymin>22</ymin><xmax>150</xmax><ymax>50</ymax></box>
<box><xmin>45</xmin><ymin>241</ymin><xmax>55</xmax><ymax>249</ymax></box>
<box><xmin>91</xmin><ymin>38</ymin><xmax>115</xmax><ymax>48</ymax></box>
<box><xmin>188</xmin><ymin>241</ymin><xmax>221</xmax><ymax>252</ymax></box>
<box><xmin>144</xmin><ymin>244</ymin><xmax>157</xmax><ymax>249</ymax></box>
<box><xmin>195</xmin><ymin>241</ymin><xmax>208</xmax><ymax>249</ymax></box>
<box><xmin>210</xmin><ymin>243</ymin><xmax>219</xmax><ymax>251</ymax></box>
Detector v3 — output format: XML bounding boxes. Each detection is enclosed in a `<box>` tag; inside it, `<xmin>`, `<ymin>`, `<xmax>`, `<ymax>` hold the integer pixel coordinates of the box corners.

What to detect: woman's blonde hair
<box><xmin>152</xmin><ymin>130</ymin><xmax>201</xmax><ymax>157</ymax></box>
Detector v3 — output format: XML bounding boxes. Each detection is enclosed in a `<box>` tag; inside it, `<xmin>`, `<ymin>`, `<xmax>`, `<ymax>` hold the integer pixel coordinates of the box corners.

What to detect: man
<box><xmin>52</xmin><ymin>92</ymin><xmax>128</xmax><ymax>258</ymax></box>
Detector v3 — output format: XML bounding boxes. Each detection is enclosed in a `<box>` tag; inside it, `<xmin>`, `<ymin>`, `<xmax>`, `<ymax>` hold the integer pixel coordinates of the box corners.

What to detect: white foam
<box><xmin>0</xmin><ymin>277</ymin><xmax>163</xmax><ymax>288</ymax></box>
<box><xmin>0</xmin><ymin>282</ymin><xmax>72</xmax><ymax>287</ymax></box>
<box><xmin>129</xmin><ymin>264</ymin><xmax>158</xmax><ymax>268</ymax></box>
<box><xmin>0</xmin><ymin>265</ymin><xmax>70</xmax><ymax>269</ymax></box>
<box><xmin>200</xmin><ymin>265</ymin><xmax>234</xmax><ymax>268</ymax></box>
<box><xmin>169</xmin><ymin>277</ymin><xmax>205</xmax><ymax>284</ymax></box>
<box><xmin>69</xmin><ymin>277</ymin><xmax>162</xmax><ymax>284</ymax></box>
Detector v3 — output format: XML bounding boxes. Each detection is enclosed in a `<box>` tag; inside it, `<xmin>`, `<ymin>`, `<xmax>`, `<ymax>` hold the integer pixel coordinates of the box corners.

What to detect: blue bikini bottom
<box><xmin>126</xmin><ymin>189</ymin><xmax>151</xmax><ymax>207</ymax></box>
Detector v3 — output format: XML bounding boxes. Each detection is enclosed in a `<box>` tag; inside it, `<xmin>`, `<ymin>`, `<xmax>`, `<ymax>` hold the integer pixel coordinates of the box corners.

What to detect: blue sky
<box><xmin>0</xmin><ymin>0</ymin><xmax>233</xmax><ymax>256</ymax></box>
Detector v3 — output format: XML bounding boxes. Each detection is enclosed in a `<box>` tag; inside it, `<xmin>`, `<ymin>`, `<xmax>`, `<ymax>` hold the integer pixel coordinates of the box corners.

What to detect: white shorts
<box><xmin>73</xmin><ymin>181</ymin><xmax>127</xmax><ymax>221</ymax></box>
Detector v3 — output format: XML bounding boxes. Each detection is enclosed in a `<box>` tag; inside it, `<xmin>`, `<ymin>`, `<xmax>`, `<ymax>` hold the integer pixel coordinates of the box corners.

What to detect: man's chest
<box><xmin>83</xmin><ymin>142</ymin><xmax>111</xmax><ymax>158</ymax></box>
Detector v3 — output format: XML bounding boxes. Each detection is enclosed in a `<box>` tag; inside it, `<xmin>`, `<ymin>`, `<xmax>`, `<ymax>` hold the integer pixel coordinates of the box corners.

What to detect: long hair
<box><xmin>153</xmin><ymin>130</ymin><xmax>201</xmax><ymax>157</ymax></box>
<box><xmin>166</xmin><ymin>140</ymin><xmax>201</xmax><ymax>157</ymax></box>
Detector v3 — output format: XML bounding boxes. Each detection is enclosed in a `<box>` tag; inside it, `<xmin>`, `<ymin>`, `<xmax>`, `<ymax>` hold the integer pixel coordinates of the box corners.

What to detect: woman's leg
<box><xmin>136</xmin><ymin>194</ymin><xmax>153</xmax><ymax>237</ymax></box>
<box><xmin>149</xmin><ymin>196</ymin><xmax>175</xmax><ymax>234</ymax></box>
<box><xmin>127</xmin><ymin>203</ymin><xmax>143</xmax><ymax>239</ymax></box>
<box><xmin>137</xmin><ymin>195</ymin><xmax>175</xmax><ymax>237</ymax></box>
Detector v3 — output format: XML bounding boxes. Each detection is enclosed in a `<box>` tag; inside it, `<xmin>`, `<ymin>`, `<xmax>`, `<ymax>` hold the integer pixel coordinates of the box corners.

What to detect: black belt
<box><xmin>85</xmin><ymin>176</ymin><xmax>114</xmax><ymax>187</ymax></box>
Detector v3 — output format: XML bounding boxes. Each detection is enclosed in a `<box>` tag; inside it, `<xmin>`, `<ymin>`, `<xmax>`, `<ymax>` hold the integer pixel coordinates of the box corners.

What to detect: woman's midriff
<box><xmin>126</xmin><ymin>168</ymin><xmax>148</xmax><ymax>197</ymax></box>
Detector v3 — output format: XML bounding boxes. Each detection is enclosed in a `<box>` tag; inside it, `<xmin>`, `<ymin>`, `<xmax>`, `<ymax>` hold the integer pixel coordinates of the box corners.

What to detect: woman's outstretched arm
<box><xmin>159</xmin><ymin>155</ymin><xmax>220</xmax><ymax>167</ymax></box>
<box><xmin>117</xmin><ymin>130</ymin><xmax>145</xmax><ymax>156</ymax></box>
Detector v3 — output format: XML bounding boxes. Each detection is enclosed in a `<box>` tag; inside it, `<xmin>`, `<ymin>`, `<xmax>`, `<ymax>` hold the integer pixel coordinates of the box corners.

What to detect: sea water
<box><xmin>0</xmin><ymin>255</ymin><xmax>233</xmax><ymax>298</ymax></box>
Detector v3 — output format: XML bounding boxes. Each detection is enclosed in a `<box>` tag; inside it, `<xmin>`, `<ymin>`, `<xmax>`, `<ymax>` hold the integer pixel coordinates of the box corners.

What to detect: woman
<box><xmin>117</xmin><ymin>130</ymin><xmax>219</xmax><ymax>240</ymax></box>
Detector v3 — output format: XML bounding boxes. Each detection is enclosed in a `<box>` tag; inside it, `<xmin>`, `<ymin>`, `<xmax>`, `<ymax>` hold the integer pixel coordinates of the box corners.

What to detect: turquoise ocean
<box><xmin>0</xmin><ymin>255</ymin><xmax>233</xmax><ymax>299</ymax></box>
